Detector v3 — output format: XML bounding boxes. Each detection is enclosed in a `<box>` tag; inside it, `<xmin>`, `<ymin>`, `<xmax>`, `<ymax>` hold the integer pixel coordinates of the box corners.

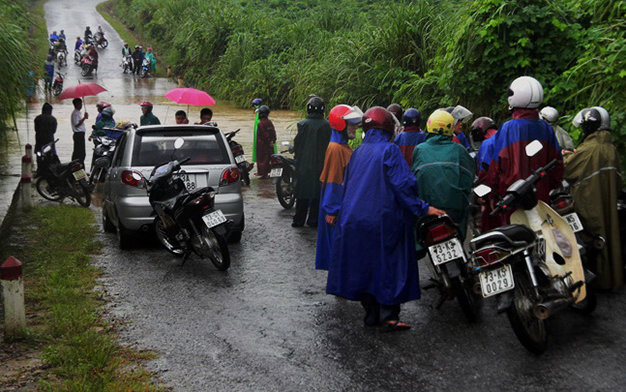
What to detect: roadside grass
<box><xmin>97</xmin><ymin>0</ymin><xmax>167</xmax><ymax>78</ymax></box>
<box><xmin>0</xmin><ymin>205</ymin><xmax>164</xmax><ymax>391</ymax></box>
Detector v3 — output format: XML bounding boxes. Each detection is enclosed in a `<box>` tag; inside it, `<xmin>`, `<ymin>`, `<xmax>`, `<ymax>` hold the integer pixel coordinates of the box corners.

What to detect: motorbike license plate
<box><xmin>428</xmin><ymin>238</ymin><xmax>466</xmax><ymax>266</ymax></box>
<box><xmin>202</xmin><ymin>210</ymin><xmax>227</xmax><ymax>228</ymax></box>
<box><xmin>235</xmin><ymin>155</ymin><xmax>246</xmax><ymax>164</ymax></box>
<box><xmin>72</xmin><ymin>169</ymin><xmax>87</xmax><ymax>181</ymax></box>
<box><xmin>270</xmin><ymin>168</ymin><xmax>283</xmax><ymax>178</ymax></box>
<box><xmin>479</xmin><ymin>264</ymin><xmax>515</xmax><ymax>298</ymax></box>
<box><xmin>563</xmin><ymin>212</ymin><xmax>583</xmax><ymax>233</ymax></box>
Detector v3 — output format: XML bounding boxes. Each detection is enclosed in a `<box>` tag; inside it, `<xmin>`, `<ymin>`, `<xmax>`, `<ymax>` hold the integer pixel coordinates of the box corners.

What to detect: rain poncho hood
<box><xmin>326</xmin><ymin>129</ymin><xmax>429</xmax><ymax>305</ymax></box>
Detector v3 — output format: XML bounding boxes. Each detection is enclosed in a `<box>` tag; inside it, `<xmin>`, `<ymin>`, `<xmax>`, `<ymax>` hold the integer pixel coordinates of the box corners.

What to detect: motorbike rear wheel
<box><xmin>100</xmin><ymin>39</ymin><xmax>108</xmax><ymax>48</ymax></box>
<box><xmin>198</xmin><ymin>225</ymin><xmax>230</xmax><ymax>271</ymax></box>
<box><xmin>36</xmin><ymin>177</ymin><xmax>63</xmax><ymax>201</ymax></box>
<box><xmin>74</xmin><ymin>52</ymin><xmax>81</xmax><ymax>64</ymax></box>
<box><xmin>72</xmin><ymin>180</ymin><xmax>91</xmax><ymax>207</ymax></box>
<box><xmin>506</xmin><ymin>272</ymin><xmax>548</xmax><ymax>354</ymax></box>
<box><xmin>276</xmin><ymin>173</ymin><xmax>295</xmax><ymax>209</ymax></box>
<box><xmin>155</xmin><ymin>217</ymin><xmax>184</xmax><ymax>257</ymax></box>
<box><xmin>53</xmin><ymin>83</ymin><xmax>63</xmax><ymax>96</ymax></box>
<box><xmin>451</xmin><ymin>276</ymin><xmax>479</xmax><ymax>322</ymax></box>
<box><xmin>81</xmin><ymin>64</ymin><xmax>91</xmax><ymax>77</ymax></box>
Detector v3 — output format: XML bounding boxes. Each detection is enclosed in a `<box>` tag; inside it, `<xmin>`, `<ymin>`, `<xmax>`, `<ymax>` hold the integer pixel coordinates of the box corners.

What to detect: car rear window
<box><xmin>132</xmin><ymin>130</ymin><xmax>230</xmax><ymax>166</ymax></box>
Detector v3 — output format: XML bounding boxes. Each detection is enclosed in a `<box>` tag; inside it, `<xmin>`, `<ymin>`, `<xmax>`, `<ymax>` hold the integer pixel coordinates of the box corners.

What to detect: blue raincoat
<box><xmin>326</xmin><ymin>129</ymin><xmax>430</xmax><ymax>305</ymax></box>
<box><xmin>315</xmin><ymin>130</ymin><xmax>352</xmax><ymax>270</ymax></box>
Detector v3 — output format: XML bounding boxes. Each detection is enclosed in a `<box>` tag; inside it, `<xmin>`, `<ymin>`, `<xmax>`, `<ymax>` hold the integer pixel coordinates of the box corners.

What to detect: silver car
<box><xmin>102</xmin><ymin>125</ymin><xmax>244</xmax><ymax>248</ymax></box>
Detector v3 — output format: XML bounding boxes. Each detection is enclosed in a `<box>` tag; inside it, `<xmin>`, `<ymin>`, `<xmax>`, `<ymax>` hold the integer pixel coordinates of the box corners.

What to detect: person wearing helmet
<box><xmin>292</xmin><ymin>96</ymin><xmax>331</xmax><ymax>227</ymax></box>
<box><xmin>539</xmin><ymin>106</ymin><xmax>575</xmax><ymax>151</ymax></box>
<box><xmin>413</xmin><ymin>110</ymin><xmax>475</xmax><ymax>243</ymax></box>
<box><xmin>470</xmin><ymin>116</ymin><xmax>500</xmax><ymax>232</ymax></box>
<box><xmin>326</xmin><ymin>106</ymin><xmax>445</xmax><ymax>330</ymax></box>
<box><xmin>43</xmin><ymin>55</ymin><xmax>55</xmax><ymax>93</ymax></box>
<box><xmin>75</xmin><ymin>36</ymin><xmax>83</xmax><ymax>52</ymax></box>
<box><xmin>139</xmin><ymin>102</ymin><xmax>160</xmax><ymax>126</ymax></box>
<box><xmin>84</xmin><ymin>26</ymin><xmax>92</xmax><ymax>43</ymax></box>
<box><xmin>564</xmin><ymin>107</ymin><xmax>622</xmax><ymax>290</ymax></box>
<box><xmin>444</xmin><ymin>105</ymin><xmax>473</xmax><ymax>150</ymax></box>
<box><xmin>49</xmin><ymin>31</ymin><xmax>59</xmax><ymax>43</ymax></box>
<box><xmin>132</xmin><ymin>46</ymin><xmax>144</xmax><ymax>75</ymax></box>
<box><xmin>146</xmin><ymin>47</ymin><xmax>157</xmax><ymax>73</ymax></box>
<box><xmin>482</xmin><ymin>76</ymin><xmax>563</xmax><ymax>230</ymax></box>
<box><xmin>59</xmin><ymin>30</ymin><xmax>66</xmax><ymax>40</ymax></box>
<box><xmin>95</xmin><ymin>102</ymin><xmax>111</xmax><ymax>123</ymax></box>
<box><xmin>394</xmin><ymin>108</ymin><xmax>426</xmax><ymax>166</ymax></box>
<box><xmin>91</xmin><ymin>106</ymin><xmax>116</xmax><ymax>140</ymax></box>
<box><xmin>315</xmin><ymin>104</ymin><xmax>363</xmax><ymax>270</ymax></box>
<box><xmin>254</xmin><ymin>105</ymin><xmax>276</xmax><ymax>178</ymax></box>
<box><xmin>387</xmin><ymin>103</ymin><xmax>404</xmax><ymax>135</ymax></box>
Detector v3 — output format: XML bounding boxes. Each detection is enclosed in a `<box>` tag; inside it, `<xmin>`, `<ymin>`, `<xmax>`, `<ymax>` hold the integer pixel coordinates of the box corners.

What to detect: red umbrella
<box><xmin>58</xmin><ymin>82</ymin><xmax>107</xmax><ymax>100</ymax></box>
<box><xmin>164</xmin><ymin>88</ymin><xmax>216</xmax><ymax>106</ymax></box>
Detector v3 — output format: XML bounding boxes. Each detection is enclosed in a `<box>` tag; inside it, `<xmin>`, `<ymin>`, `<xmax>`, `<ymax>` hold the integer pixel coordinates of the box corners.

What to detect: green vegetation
<box><xmin>109</xmin><ymin>0</ymin><xmax>623</xmax><ymax>145</ymax></box>
<box><xmin>0</xmin><ymin>206</ymin><xmax>162</xmax><ymax>391</ymax></box>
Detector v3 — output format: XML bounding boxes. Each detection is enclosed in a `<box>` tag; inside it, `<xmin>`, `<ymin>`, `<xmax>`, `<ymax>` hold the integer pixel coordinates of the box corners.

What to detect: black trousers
<box><xmin>72</xmin><ymin>132</ymin><xmax>86</xmax><ymax>167</ymax></box>
<box><xmin>293</xmin><ymin>198</ymin><xmax>319</xmax><ymax>227</ymax></box>
<box><xmin>133</xmin><ymin>59</ymin><xmax>141</xmax><ymax>74</ymax></box>
<box><xmin>360</xmin><ymin>293</ymin><xmax>401</xmax><ymax>326</ymax></box>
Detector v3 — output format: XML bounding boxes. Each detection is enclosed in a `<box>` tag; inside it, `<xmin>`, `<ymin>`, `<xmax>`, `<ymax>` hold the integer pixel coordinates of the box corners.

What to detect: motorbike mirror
<box><xmin>42</xmin><ymin>145</ymin><xmax>52</xmax><ymax>154</ymax></box>
<box><xmin>525</xmin><ymin>140</ymin><xmax>543</xmax><ymax>157</ymax></box>
<box><xmin>473</xmin><ymin>184</ymin><xmax>492</xmax><ymax>198</ymax></box>
<box><xmin>174</xmin><ymin>137</ymin><xmax>184</xmax><ymax>149</ymax></box>
<box><xmin>280</xmin><ymin>141</ymin><xmax>291</xmax><ymax>146</ymax></box>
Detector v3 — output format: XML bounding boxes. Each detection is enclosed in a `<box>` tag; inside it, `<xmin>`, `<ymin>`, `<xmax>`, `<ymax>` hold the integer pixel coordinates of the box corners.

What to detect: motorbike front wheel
<box><xmin>506</xmin><ymin>272</ymin><xmax>548</xmax><ymax>354</ymax></box>
<box><xmin>74</xmin><ymin>52</ymin><xmax>81</xmax><ymax>64</ymax></box>
<box><xmin>81</xmin><ymin>64</ymin><xmax>91</xmax><ymax>77</ymax></box>
<box><xmin>36</xmin><ymin>177</ymin><xmax>63</xmax><ymax>201</ymax></box>
<box><xmin>53</xmin><ymin>83</ymin><xmax>63</xmax><ymax>96</ymax></box>
<box><xmin>197</xmin><ymin>225</ymin><xmax>230</xmax><ymax>271</ymax></box>
<box><xmin>71</xmin><ymin>180</ymin><xmax>91</xmax><ymax>207</ymax></box>
<box><xmin>141</xmin><ymin>68</ymin><xmax>148</xmax><ymax>78</ymax></box>
<box><xmin>451</xmin><ymin>276</ymin><xmax>480</xmax><ymax>322</ymax></box>
<box><xmin>276</xmin><ymin>172</ymin><xmax>295</xmax><ymax>209</ymax></box>
<box><xmin>100</xmin><ymin>39</ymin><xmax>108</xmax><ymax>48</ymax></box>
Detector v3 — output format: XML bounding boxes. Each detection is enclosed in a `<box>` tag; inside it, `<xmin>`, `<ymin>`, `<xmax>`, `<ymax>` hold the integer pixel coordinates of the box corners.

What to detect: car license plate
<box><xmin>202</xmin><ymin>210</ymin><xmax>227</xmax><ymax>228</ymax></box>
<box><xmin>270</xmin><ymin>168</ymin><xmax>283</xmax><ymax>178</ymax></box>
<box><xmin>563</xmin><ymin>212</ymin><xmax>583</xmax><ymax>233</ymax></box>
<box><xmin>72</xmin><ymin>169</ymin><xmax>86</xmax><ymax>181</ymax></box>
<box><xmin>182</xmin><ymin>173</ymin><xmax>207</xmax><ymax>191</ymax></box>
<box><xmin>235</xmin><ymin>155</ymin><xmax>246</xmax><ymax>164</ymax></box>
<box><xmin>479</xmin><ymin>264</ymin><xmax>515</xmax><ymax>298</ymax></box>
<box><xmin>428</xmin><ymin>238</ymin><xmax>465</xmax><ymax>265</ymax></box>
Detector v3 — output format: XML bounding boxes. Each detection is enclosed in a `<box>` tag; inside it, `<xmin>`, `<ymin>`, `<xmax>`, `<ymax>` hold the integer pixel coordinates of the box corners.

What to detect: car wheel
<box><xmin>116</xmin><ymin>217</ymin><xmax>133</xmax><ymax>250</ymax></box>
<box><xmin>102</xmin><ymin>207</ymin><xmax>116</xmax><ymax>233</ymax></box>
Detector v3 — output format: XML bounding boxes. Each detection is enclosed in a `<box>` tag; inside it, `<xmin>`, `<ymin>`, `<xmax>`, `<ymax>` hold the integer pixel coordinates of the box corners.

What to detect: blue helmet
<box><xmin>402</xmin><ymin>108</ymin><xmax>421</xmax><ymax>126</ymax></box>
<box><xmin>251</xmin><ymin>98</ymin><xmax>263</xmax><ymax>107</ymax></box>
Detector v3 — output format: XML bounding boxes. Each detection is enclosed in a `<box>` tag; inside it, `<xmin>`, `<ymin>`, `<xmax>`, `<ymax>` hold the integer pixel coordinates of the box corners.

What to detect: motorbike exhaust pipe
<box><xmin>533</xmin><ymin>297</ymin><xmax>575</xmax><ymax>320</ymax></box>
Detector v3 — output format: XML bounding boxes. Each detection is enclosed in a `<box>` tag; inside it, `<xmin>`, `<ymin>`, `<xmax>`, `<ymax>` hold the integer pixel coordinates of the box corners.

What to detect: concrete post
<box><xmin>1</xmin><ymin>257</ymin><xmax>26</xmax><ymax>340</ymax></box>
<box><xmin>19</xmin><ymin>174</ymin><xmax>33</xmax><ymax>210</ymax></box>
<box><xmin>24</xmin><ymin>144</ymin><xmax>33</xmax><ymax>175</ymax></box>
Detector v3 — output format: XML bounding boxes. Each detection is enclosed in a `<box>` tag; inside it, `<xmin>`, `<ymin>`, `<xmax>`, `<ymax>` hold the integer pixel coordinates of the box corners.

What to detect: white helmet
<box><xmin>446</xmin><ymin>105</ymin><xmax>473</xmax><ymax>125</ymax></box>
<box><xmin>592</xmin><ymin>106</ymin><xmax>610</xmax><ymax>130</ymax></box>
<box><xmin>572</xmin><ymin>108</ymin><xmax>586</xmax><ymax>128</ymax></box>
<box><xmin>539</xmin><ymin>106</ymin><xmax>559</xmax><ymax>124</ymax></box>
<box><xmin>507</xmin><ymin>76</ymin><xmax>543</xmax><ymax>109</ymax></box>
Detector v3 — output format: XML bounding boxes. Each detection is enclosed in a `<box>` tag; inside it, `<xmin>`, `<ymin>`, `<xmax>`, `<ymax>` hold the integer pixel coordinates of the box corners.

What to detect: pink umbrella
<box><xmin>164</xmin><ymin>88</ymin><xmax>216</xmax><ymax>106</ymax></box>
<box><xmin>58</xmin><ymin>82</ymin><xmax>107</xmax><ymax>100</ymax></box>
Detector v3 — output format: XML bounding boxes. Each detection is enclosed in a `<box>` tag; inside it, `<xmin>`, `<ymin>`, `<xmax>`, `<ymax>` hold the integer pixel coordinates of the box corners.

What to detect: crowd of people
<box><xmin>278</xmin><ymin>75</ymin><xmax>622</xmax><ymax>330</ymax></box>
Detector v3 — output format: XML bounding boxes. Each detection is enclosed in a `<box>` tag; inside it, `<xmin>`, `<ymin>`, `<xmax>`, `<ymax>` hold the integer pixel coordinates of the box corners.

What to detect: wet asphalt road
<box><xmin>38</xmin><ymin>0</ymin><xmax>626</xmax><ymax>391</ymax></box>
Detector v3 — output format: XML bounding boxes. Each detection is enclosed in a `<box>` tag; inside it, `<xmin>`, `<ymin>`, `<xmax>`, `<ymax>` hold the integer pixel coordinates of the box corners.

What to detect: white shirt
<box><xmin>71</xmin><ymin>109</ymin><xmax>86</xmax><ymax>133</ymax></box>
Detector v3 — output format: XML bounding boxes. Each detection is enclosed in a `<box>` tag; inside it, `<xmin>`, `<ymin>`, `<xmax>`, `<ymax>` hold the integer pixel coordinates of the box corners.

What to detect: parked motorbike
<box><xmin>89</xmin><ymin>134</ymin><xmax>118</xmax><ymax>187</ymax></box>
<box><xmin>74</xmin><ymin>49</ymin><xmax>82</xmax><ymax>65</ymax></box>
<box><xmin>132</xmin><ymin>138</ymin><xmax>231</xmax><ymax>270</ymax></box>
<box><xmin>52</xmin><ymin>71</ymin><xmax>64</xmax><ymax>97</ymax></box>
<box><xmin>121</xmin><ymin>55</ymin><xmax>132</xmax><ymax>74</ymax></box>
<box><xmin>269</xmin><ymin>141</ymin><xmax>296</xmax><ymax>209</ymax></box>
<box><xmin>471</xmin><ymin>140</ymin><xmax>595</xmax><ymax>354</ymax></box>
<box><xmin>94</xmin><ymin>32</ymin><xmax>108</xmax><ymax>49</ymax></box>
<box><xmin>56</xmin><ymin>49</ymin><xmax>67</xmax><ymax>68</ymax></box>
<box><xmin>416</xmin><ymin>214</ymin><xmax>480</xmax><ymax>321</ymax></box>
<box><xmin>140</xmin><ymin>57</ymin><xmax>150</xmax><ymax>78</ymax></box>
<box><xmin>81</xmin><ymin>55</ymin><xmax>96</xmax><ymax>76</ymax></box>
<box><xmin>224</xmin><ymin>129</ymin><xmax>253</xmax><ymax>186</ymax></box>
<box><xmin>35</xmin><ymin>140</ymin><xmax>91</xmax><ymax>207</ymax></box>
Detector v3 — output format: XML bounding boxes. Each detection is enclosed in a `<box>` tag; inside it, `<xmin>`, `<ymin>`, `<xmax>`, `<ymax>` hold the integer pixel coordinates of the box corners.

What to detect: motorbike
<box><xmin>52</xmin><ymin>71</ymin><xmax>64</xmax><ymax>97</ymax></box>
<box><xmin>89</xmin><ymin>134</ymin><xmax>118</xmax><ymax>188</ymax></box>
<box><xmin>74</xmin><ymin>48</ymin><xmax>82</xmax><ymax>65</ymax></box>
<box><xmin>140</xmin><ymin>57</ymin><xmax>150</xmax><ymax>78</ymax></box>
<box><xmin>416</xmin><ymin>214</ymin><xmax>480</xmax><ymax>322</ymax></box>
<box><xmin>81</xmin><ymin>55</ymin><xmax>96</xmax><ymax>77</ymax></box>
<box><xmin>471</xmin><ymin>140</ymin><xmax>595</xmax><ymax>354</ymax></box>
<box><xmin>56</xmin><ymin>49</ymin><xmax>67</xmax><ymax>68</ymax></box>
<box><xmin>121</xmin><ymin>55</ymin><xmax>132</xmax><ymax>74</ymax></box>
<box><xmin>269</xmin><ymin>141</ymin><xmax>296</xmax><ymax>209</ymax></box>
<box><xmin>132</xmin><ymin>138</ymin><xmax>231</xmax><ymax>270</ymax></box>
<box><xmin>224</xmin><ymin>129</ymin><xmax>253</xmax><ymax>186</ymax></box>
<box><xmin>94</xmin><ymin>32</ymin><xmax>108</xmax><ymax>49</ymax></box>
<box><xmin>35</xmin><ymin>140</ymin><xmax>91</xmax><ymax>207</ymax></box>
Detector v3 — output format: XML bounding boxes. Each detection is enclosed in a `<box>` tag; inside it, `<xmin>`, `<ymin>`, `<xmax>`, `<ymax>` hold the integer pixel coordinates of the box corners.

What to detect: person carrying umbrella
<box><xmin>71</xmin><ymin>98</ymin><xmax>89</xmax><ymax>167</ymax></box>
<box><xmin>140</xmin><ymin>102</ymin><xmax>160</xmax><ymax>125</ymax></box>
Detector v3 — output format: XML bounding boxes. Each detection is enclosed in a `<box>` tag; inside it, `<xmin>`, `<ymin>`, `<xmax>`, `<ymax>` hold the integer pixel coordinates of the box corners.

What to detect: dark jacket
<box><xmin>293</xmin><ymin>113</ymin><xmax>331</xmax><ymax>199</ymax></box>
<box><xmin>34</xmin><ymin>103</ymin><xmax>57</xmax><ymax>151</ymax></box>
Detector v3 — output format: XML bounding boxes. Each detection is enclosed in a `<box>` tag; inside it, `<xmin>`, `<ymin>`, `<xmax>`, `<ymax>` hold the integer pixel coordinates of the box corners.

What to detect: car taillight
<box><xmin>220</xmin><ymin>168</ymin><xmax>240</xmax><ymax>186</ymax></box>
<box><xmin>474</xmin><ymin>248</ymin><xmax>507</xmax><ymax>266</ymax></box>
<box><xmin>121</xmin><ymin>170</ymin><xmax>142</xmax><ymax>187</ymax></box>
<box><xmin>425</xmin><ymin>224</ymin><xmax>457</xmax><ymax>244</ymax></box>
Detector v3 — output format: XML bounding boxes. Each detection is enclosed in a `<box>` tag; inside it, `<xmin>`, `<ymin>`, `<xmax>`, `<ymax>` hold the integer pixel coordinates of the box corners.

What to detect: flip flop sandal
<box><xmin>380</xmin><ymin>320</ymin><xmax>411</xmax><ymax>332</ymax></box>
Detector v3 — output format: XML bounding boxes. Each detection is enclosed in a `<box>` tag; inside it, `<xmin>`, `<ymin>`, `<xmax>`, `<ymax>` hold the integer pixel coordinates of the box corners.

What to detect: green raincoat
<box><xmin>564</xmin><ymin>130</ymin><xmax>623</xmax><ymax>289</ymax></box>
<box><xmin>293</xmin><ymin>112</ymin><xmax>331</xmax><ymax>199</ymax></box>
<box><xmin>412</xmin><ymin>134</ymin><xmax>475</xmax><ymax>245</ymax></box>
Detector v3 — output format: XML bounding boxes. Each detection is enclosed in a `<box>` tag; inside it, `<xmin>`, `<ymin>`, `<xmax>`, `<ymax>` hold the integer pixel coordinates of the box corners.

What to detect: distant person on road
<box><xmin>145</xmin><ymin>47</ymin><xmax>156</xmax><ymax>73</ymax></box>
<box><xmin>292</xmin><ymin>96</ymin><xmax>331</xmax><ymax>227</ymax></box>
<box><xmin>87</xmin><ymin>44</ymin><xmax>98</xmax><ymax>73</ymax></box>
<box><xmin>74</xmin><ymin>36</ymin><xmax>83</xmax><ymax>51</ymax></box>
<box><xmin>175</xmin><ymin>110</ymin><xmax>189</xmax><ymax>124</ymax></box>
<box><xmin>84</xmin><ymin>26</ymin><xmax>92</xmax><ymax>43</ymax></box>
<box><xmin>251</xmin><ymin>98</ymin><xmax>263</xmax><ymax>163</ymax></box>
<box><xmin>59</xmin><ymin>29</ymin><xmax>66</xmax><ymax>40</ymax></box>
<box><xmin>71</xmin><ymin>98</ymin><xmax>88</xmax><ymax>167</ymax></box>
<box><xmin>49</xmin><ymin>31</ymin><xmax>59</xmax><ymax>43</ymax></box>
<box><xmin>139</xmin><ymin>102</ymin><xmax>160</xmax><ymax>126</ymax></box>
<box><xmin>132</xmin><ymin>46</ymin><xmax>143</xmax><ymax>75</ymax></box>
<box><xmin>43</xmin><ymin>55</ymin><xmax>54</xmax><ymax>92</ymax></box>
<box><xmin>34</xmin><ymin>102</ymin><xmax>57</xmax><ymax>169</ymax></box>
<box><xmin>255</xmin><ymin>105</ymin><xmax>276</xmax><ymax>178</ymax></box>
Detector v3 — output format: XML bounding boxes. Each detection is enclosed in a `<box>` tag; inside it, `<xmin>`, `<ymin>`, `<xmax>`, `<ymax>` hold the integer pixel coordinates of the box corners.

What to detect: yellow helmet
<box><xmin>426</xmin><ymin>109</ymin><xmax>455</xmax><ymax>136</ymax></box>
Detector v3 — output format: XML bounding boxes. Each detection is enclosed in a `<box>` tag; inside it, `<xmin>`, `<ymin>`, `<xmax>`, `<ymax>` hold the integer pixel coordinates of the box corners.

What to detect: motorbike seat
<box><xmin>471</xmin><ymin>224</ymin><xmax>536</xmax><ymax>250</ymax></box>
